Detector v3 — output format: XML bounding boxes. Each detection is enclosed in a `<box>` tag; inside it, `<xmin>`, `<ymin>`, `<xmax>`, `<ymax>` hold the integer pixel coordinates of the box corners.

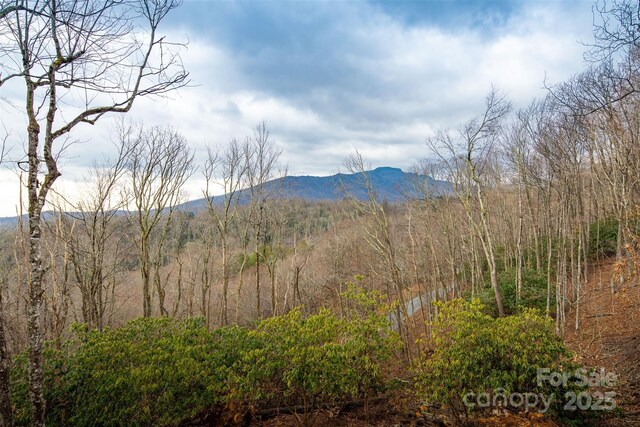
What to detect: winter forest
<box><xmin>1</xmin><ymin>0</ymin><xmax>640</xmax><ymax>426</ymax></box>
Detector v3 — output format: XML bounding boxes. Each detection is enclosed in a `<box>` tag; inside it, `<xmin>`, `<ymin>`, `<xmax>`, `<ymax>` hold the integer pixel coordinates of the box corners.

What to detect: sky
<box><xmin>0</xmin><ymin>0</ymin><xmax>597</xmax><ymax>217</ymax></box>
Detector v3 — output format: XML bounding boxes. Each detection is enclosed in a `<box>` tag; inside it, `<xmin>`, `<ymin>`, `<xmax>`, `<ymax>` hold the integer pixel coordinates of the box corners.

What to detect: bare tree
<box><xmin>185</xmin><ymin>216</ymin><xmax>216</xmax><ymax>324</ymax></box>
<box><xmin>234</xmin><ymin>202</ymin><xmax>253</xmax><ymax>324</ymax></box>
<box><xmin>243</xmin><ymin>122</ymin><xmax>283</xmax><ymax>320</ymax></box>
<box><xmin>204</xmin><ymin>139</ymin><xmax>246</xmax><ymax>325</ymax></box>
<box><xmin>285</xmin><ymin>236</ymin><xmax>311</xmax><ymax>311</ymax></box>
<box><xmin>344</xmin><ymin>151</ymin><xmax>414</xmax><ymax>359</ymax></box>
<box><xmin>0</xmin><ymin>0</ymin><xmax>187</xmax><ymax>423</ymax></box>
<box><xmin>125</xmin><ymin>124</ymin><xmax>194</xmax><ymax>317</ymax></box>
<box><xmin>56</xmin><ymin>141</ymin><xmax>132</xmax><ymax>331</ymax></box>
<box><xmin>263</xmin><ymin>205</ymin><xmax>286</xmax><ymax>316</ymax></box>
<box><xmin>427</xmin><ymin>88</ymin><xmax>511</xmax><ymax>317</ymax></box>
<box><xmin>279</xmin><ymin>201</ymin><xmax>314</xmax><ymax>312</ymax></box>
<box><xmin>589</xmin><ymin>0</ymin><xmax>640</xmax><ymax>63</ymax></box>
<box><xmin>38</xmin><ymin>208</ymin><xmax>72</xmax><ymax>350</ymax></box>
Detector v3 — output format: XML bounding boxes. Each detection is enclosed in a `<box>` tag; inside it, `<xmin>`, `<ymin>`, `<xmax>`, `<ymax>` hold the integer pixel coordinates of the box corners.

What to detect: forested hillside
<box><xmin>2</xmin><ymin>0</ymin><xmax>640</xmax><ymax>426</ymax></box>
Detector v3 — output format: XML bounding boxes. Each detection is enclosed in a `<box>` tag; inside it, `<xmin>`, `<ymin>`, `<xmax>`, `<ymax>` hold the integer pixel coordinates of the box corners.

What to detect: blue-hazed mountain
<box><xmin>0</xmin><ymin>167</ymin><xmax>450</xmax><ymax>227</ymax></box>
<box><xmin>178</xmin><ymin>167</ymin><xmax>451</xmax><ymax>212</ymax></box>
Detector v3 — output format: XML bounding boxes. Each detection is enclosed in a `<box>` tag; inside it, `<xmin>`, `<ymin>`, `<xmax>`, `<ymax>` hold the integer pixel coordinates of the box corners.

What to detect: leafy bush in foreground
<box><xmin>69</xmin><ymin>318</ymin><xmax>233</xmax><ymax>426</ymax></box>
<box><xmin>10</xmin><ymin>286</ymin><xmax>400</xmax><ymax>426</ymax></box>
<box><xmin>10</xmin><ymin>345</ymin><xmax>68</xmax><ymax>426</ymax></box>
<box><xmin>415</xmin><ymin>299</ymin><xmax>578</xmax><ymax>417</ymax></box>
<box><xmin>11</xmin><ymin>318</ymin><xmax>243</xmax><ymax>426</ymax></box>
<box><xmin>230</xmin><ymin>285</ymin><xmax>401</xmax><ymax>416</ymax></box>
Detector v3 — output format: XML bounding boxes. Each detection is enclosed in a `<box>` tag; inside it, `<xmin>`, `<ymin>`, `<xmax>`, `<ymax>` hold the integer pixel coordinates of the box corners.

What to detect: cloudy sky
<box><xmin>0</xmin><ymin>0</ymin><xmax>596</xmax><ymax>217</ymax></box>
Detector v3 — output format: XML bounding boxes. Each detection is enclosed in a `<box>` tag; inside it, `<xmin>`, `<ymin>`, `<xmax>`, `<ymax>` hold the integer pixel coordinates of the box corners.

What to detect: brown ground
<box><xmin>564</xmin><ymin>259</ymin><xmax>640</xmax><ymax>426</ymax></box>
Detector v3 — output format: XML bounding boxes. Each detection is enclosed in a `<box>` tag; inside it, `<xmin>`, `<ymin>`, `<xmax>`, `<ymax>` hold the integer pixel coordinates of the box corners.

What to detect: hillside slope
<box><xmin>564</xmin><ymin>258</ymin><xmax>640</xmax><ymax>426</ymax></box>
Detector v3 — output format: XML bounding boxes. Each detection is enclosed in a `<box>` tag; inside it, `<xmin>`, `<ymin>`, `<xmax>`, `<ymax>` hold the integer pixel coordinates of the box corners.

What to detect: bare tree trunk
<box><xmin>255</xmin><ymin>222</ymin><xmax>262</xmax><ymax>320</ymax></box>
<box><xmin>0</xmin><ymin>278</ymin><xmax>13</xmax><ymax>427</ymax></box>
<box><xmin>172</xmin><ymin>258</ymin><xmax>184</xmax><ymax>318</ymax></box>
<box><xmin>27</xmin><ymin>101</ymin><xmax>49</xmax><ymax>427</ymax></box>
<box><xmin>525</xmin><ymin>187</ymin><xmax>542</xmax><ymax>271</ymax></box>
<box><xmin>235</xmin><ymin>252</ymin><xmax>248</xmax><ymax>324</ymax></box>
<box><xmin>221</xmin><ymin>236</ymin><xmax>229</xmax><ymax>325</ymax></box>
<box><xmin>546</xmin><ymin>228</ymin><xmax>553</xmax><ymax>316</ymax></box>
<box><xmin>27</xmin><ymin>226</ymin><xmax>45</xmax><ymax>424</ymax></box>
<box><xmin>269</xmin><ymin>263</ymin><xmax>277</xmax><ymax>316</ymax></box>
<box><xmin>427</xmin><ymin>89</ymin><xmax>509</xmax><ymax>317</ymax></box>
<box><xmin>516</xmin><ymin>177</ymin><xmax>524</xmax><ymax>307</ymax></box>
<box><xmin>141</xmin><ymin>239</ymin><xmax>152</xmax><ymax>317</ymax></box>
<box><xmin>476</xmin><ymin>178</ymin><xmax>505</xmax><ymax>317</ymax></box>
<box><xmin>242</xmin><ymin>123</ymin><xmax>283</xmax><ymax>321</ymax></box>
<box><xmin>203</xmin><ymin>142</ymin><xmax>245</xmax><ymax>325</ymax></box>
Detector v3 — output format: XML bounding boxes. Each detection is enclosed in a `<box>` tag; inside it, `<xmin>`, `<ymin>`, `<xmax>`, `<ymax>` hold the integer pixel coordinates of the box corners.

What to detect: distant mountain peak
<box><xmin>177</xmin><ymin>166</ymin><xmax>451</xmax><ymax>212</ymax></box>
<box><xmin>371</xmin><ymin>166</ymin><xmax>403</xmax><ymax>172</ymax></box>
<box><xmin>0</xmin><ymin>167</ymin><xmax>451</xmax><ymax>227</ymax></box>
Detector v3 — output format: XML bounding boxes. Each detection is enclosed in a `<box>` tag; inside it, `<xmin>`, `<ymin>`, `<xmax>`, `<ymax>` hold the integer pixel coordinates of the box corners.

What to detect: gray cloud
<box><xmin>0</xmin><ymin>0</ymin><xmax>596</xmax><ymax>215</ymax></box>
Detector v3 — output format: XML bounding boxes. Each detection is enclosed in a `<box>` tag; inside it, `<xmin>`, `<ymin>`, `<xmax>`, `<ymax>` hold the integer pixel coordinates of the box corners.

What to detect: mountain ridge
<box><xmin>177</xmin><ymin>166</ymin><xmax>450</xmax><ymax>211</ymax></box>
<box><xmin>0</xmin><ymin>167</ymin><xmax>450</xmax><ymax>227</ymax></box>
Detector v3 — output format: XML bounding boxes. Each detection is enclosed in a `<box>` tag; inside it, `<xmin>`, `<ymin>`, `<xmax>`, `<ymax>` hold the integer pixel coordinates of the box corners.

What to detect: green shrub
<box><xmin>11</xmin><ymin>318</ymin><xmax>233</xmax><ymax>427</ymax></box>
<box><xmin>10</xmin><ymin>344</ymin><xmax>70</xmax><ymax>426</ymax></box>
<box><xmin>589</xmin><ymin>218</ymin><xmax>619</xmax><ymax>258</ymax></box>
<box><xmin>71</xmin><ymin>318</ymin><xmax>230</xmax><ymax>426</ymax></box>
<box><xmin>231</xmin><ymin>286</ymin><xmax>401</xmax><ymax>413</ymax></box>
<box><xmin>415</xmin><ymin>299</ymin><xmax>578</xmax><ymax>416</ymax></box>
<box><xmin>10</xmin><ymin>288</ymin><xmax>400</xmax><ymax>426</ymax></box>
<box><xmin>477</xmin><ymin>268</ymin><xmax>553</xmax><ymax>316</ymax></box>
